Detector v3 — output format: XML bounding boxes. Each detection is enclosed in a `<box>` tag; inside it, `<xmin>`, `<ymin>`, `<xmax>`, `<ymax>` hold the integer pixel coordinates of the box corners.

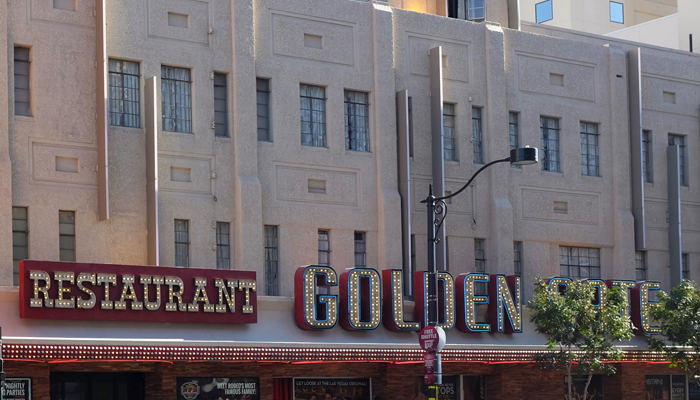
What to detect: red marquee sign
<box><xmin>19</xmin><ymin>260</ymin><xmax>257</xmax><ymax>324</ymax></box>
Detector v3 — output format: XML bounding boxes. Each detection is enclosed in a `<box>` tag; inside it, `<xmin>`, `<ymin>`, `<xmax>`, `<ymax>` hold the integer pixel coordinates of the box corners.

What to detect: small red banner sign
<box><xmin>19</xmin><ymin>260</ymin><xmax>257</xmax><ymax>324</ymax></box>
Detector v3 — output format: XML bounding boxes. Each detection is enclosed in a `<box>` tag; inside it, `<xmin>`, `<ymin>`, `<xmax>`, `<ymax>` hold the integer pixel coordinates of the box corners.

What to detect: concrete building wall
<box><xmin>3</xmin><ymin>0</ymin><xmax>700</xmax><ymax>300</ymax></box>
<box><xmin>605</xmin><ymin>13</ymin><xmax>680</xmax><ymax>49</ymax></box>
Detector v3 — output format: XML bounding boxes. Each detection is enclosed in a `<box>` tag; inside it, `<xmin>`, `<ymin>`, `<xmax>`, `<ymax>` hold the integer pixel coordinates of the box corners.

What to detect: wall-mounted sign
<box><xmin>177</xmin><ymin>378</ymin><xmax>259</xmax><ymax>400</ymax></box>
<box><xmin>20</xmin><ymin>260</ymin><xmax>256</xmax><ymax>324</ymax></box>
<box><xmin>294</xmin><ymin>378</ymin><xmax>371</xmax><ymax>400</ymax></box>
<box><xmin>2</xmin><ymin>378</ymin><xmax>32</xmax><ymax>400</ymax></box>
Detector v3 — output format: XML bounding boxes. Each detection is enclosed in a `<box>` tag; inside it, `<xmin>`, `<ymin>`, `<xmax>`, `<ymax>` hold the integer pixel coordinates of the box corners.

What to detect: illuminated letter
<box><xmin>165</xmin><ymin>276</ymin><xmax>187</xmax><ymax>311</ymax></box>
<box><xmin>488</xmin><ymin>275</ymin><xmax>522</xmax><ymax>333</ymax></box>
<box><xmin>547</xmin><ymin>277</ymin><xmax>573</xmax><ymax>297</ymax></box>
<box><xmin>54</xmin><ymin>271</ymin><xmax>75</xmax><ymax>309</ymax></box>
<box><xmin>214</xmin><ymin>278</ymin><xmax>237</xmax><ymax>313</ymax></box>
<box><xmin>238</xmin><ymin>279</ymin><xmax>256</xmax><ymax>314</ymax></box>
<box><xmin>188</xmin><ymin>277</ymin><xmax>214</xmax><ymax>312</ymax></box>
<box><xmin>294</xmin><ymin>266</ymin><xmax>338</xmax><ymax>330</ymax></box>
<box><xmin>606</xmin><ymin>280</ymin><xmax>635</xmax><ymax>318</ymax></box>
<box><xmin>114</xmin><ymin>274</ymin><xmax>143</xmax><ymax>310</ymax></box>
<box><xmin>340</xmin><ymin>268</ymin><xmax>381</xmax><ymax>330</ymax></box>
<box><xmin>381</xmin><ymin>269</ymin><xmax>420</xmax><ymax>332</ymax></box>
<box><xmin>584</xmin><ymin>279</ymin><xmax>608</xmax><ymax>312</ymax></box>
<box><xmin>77</xmin><ymin>272</ymin><xmax>96</xmax><ymax>309</ymax></box>
<box><xmin>456</xmin><ymin>273</ymin><xmax>490</xmax><ymax>332</ymax></box>
<box><xmin>414</xmin><ymin>271</ymin><xmax>455</xmax><ymax>330</ymax></box>
<box><xmin>30</xmin><ymin>270</ymin><xmax>53</xmax><ymax>308</ymax></box>
<box><xmin>141</xmin><ymin>275</ymin><xmax>163</xmax><ymax>311</ymax></box>
<box><xmin>632</xmin><ymin>281</ymin><xmax>661</xmax><ymax>335</ymax></box>
<box><xmin>97</xmin><ymin>273</ymin><xmax>117</xmax><ymax>310</ymax></box>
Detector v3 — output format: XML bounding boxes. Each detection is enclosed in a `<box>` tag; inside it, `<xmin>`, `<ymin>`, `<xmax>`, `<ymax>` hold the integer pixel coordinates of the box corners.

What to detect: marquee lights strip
<box><xmin>0</xmin><ymin>344</ymin><xmax>672</xmax><ymax>363</ymax></box>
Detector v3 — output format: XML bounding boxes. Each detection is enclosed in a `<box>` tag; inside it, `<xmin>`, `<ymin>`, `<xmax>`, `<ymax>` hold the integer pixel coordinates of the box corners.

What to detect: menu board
<box><xmin>177</xmin><ymin>378</ymin><xmax>259</xmax><ymax>400</ymax></box>
<box><xmin>294</xmin><ymin>378</ymin><xmax>371</xmax><ymax>400</ymax></box>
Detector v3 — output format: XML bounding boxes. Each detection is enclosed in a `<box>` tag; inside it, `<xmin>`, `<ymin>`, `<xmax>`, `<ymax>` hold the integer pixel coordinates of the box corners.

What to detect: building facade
<box><xmin>2</xmin><ymin>0</ymin><xmax>700</xmax><ymax>399</ymax></box>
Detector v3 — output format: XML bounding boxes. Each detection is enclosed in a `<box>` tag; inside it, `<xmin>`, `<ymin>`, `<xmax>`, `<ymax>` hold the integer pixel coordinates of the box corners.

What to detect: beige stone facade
<box><xmin>2</xmin><ymin>0</ymin><xmax>700</xmax><ymax>301</ymax></box>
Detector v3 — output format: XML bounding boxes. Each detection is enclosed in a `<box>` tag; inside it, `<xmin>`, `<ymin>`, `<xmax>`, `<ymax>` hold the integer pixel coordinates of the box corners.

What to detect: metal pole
<box><xmin>426</xmin><ymin>185</ymin><xmax>438</xmax><ymax>328</ymax></box>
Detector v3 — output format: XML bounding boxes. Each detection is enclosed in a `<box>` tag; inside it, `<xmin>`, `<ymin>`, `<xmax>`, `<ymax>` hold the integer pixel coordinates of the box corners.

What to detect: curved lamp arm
<box><xmin>420</xmin><ymin>156</ymin><xmax>511</xmax><ymax>204</ymax></box>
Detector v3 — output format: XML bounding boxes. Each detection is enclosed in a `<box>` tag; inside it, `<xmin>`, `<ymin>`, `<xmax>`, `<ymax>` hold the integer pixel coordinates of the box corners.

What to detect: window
<box><xmin>345</xmin><ymin>90</ymin><xmax>370</xmax><ymax>152</ymax></box>
<box><xmin>514</xmin><ymin>241</ymin><xmax>523</xmax><ymax>276</ymax></box>
<box><xmin>467</xmin><ymin>0</ymin><xmax>485</xmax><ymax>20</ymax></box>
<box><xmin>682</xmin><ymin>253</ymin><xmax>689</xmax><ymax>280</ymax></box>
<box><xmin>509</xmin><ymin>112</ymin><xmax>520</xmax><ymax>169</ymax></box>
<box><xmin>174</xmin><ymin>219</ymin><xmax>189</xmax><ymax>267</ymax></box>
<box><xmin>257</xmin><ymin>78</ymin><xmax>271</xmax><ymax>141</ymax></box>
<box><xmin>214</xmin><ymin>73</ymin><xmax>228</xmax><ymax>137</ymax></box>
<box><xmin>559</xmin><ymin>246</ymin><xmax>600</xmax><ymax>279</ymax></box>
<box><xmin>645</xmin><ymin>375</ymin><xmax>687</xmax><ymax>399</ymax></box>
<box><xmin>668</xmin><ymin>134</ymin><xmax>687</xmax><ymax>186</ymax></box>
<box><xmin>472</xmin><ymin>107</ymin><xmax>483</xmax><ymax>164</ymax></box>
<box><xmin>642</xmin><ymin>130</ymin><xmax>653</xmax><ymax>183</ymax></box>
<box><xmin>12</xmin><ymin>207</ymin><xmax>28</xmax><ymax>286</ymax></box>
<box><xmin>108</xmin><ymin>59</ymin><xmax>140</xmax><ymax>128</ymax></box>
<box><xmin>408</xmin><ymin>97</ymin><xmax>414</xmax><ymax>157</ymax></box>
<box><xmin>580</xmin><ymin>122</ymin><xmax>600</xmax><ymax>176</ymax></box>
<box><xmin>264</xmin><ymin>225</ymin><xmax>279</xmax><ymax>296</ymax></box>
<box><xmin>50</xmin><ymin>372</ymin><xmax>145</xmax><ymax>400</ymax></box>
<box><xmin>445</xmin><ymin>236</ymin><xmax>450</xmax><ymax>271</ymax></box>
<box><xmin>474</xmin><ymin>239</ymin><xmax>486</xmax><ymax>295</ymax></box>
<box><xmin>636</xmin><ymin>251</ymin><xmax>647</xmax><ymax>281</ymax></box>
<box><xmin>14</xmin><ymin>46</ymin><xmax>31</xmax><ymax>116</ymax></box>
<box><xmin>535</xmin><ymin>0</ymin><xmax>553</xmax><ymax>23</ymax></box>
<box><xmin>300</xmin><ymin>84</ymin><xmax>326</xmax><ymax>147</ymax></box>
<box><xmin>216</xmin><ymin>222</ymin><xmax>230</xmax><ymax>269</ymax></box>
<box><xmin>354</xmin><ymin>232</ymin><xmax>366</xmax><ymax>267</ymax></box>
<box><xmin>443</xmin><ymin>103</ymin><xmax>457</xmax><ymax>161</ymax></box>
<box><xmin>541</xmin><ymin>117</ymin><xmax>560</xmax><ymax>172</ymax></box>
<box><xmin>161</xmin><ymin>66</ymin><xmax>192</xmax><ymax>133</ymax></box>
<box><xmin>58</xmin><ymin>211</ymin><xmax>75</xmax><ymax>262</ymax></box>
<box><xmin>610</xmin><ymin>1</ymin><xmax>624</xmax><ymax>24</ymax></box>
<box><xmin>318</xmin><ymin>230</ymin><xmax>330</xmax><ymax>265</ymax></box>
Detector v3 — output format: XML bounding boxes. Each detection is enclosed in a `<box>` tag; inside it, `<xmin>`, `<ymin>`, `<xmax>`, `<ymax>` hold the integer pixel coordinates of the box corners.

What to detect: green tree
<box><xmin>528</xmin><ymin>279</ymin><xmax>635</xmax><ymax>400</ymax></box>
<box><xmin>648</xmin><ymin>280</ymin><xmax>700</xmax><ymax>386</ymax></box>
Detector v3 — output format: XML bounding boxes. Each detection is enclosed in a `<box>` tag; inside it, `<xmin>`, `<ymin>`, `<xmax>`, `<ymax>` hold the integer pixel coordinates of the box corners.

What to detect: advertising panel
<box><xmin>177</xmin><ymin>378</ymin><xmax>259</xmax><ymax>400</ymax></box>
<box><xmin>293</xmin><ymin>378</ymin><xmax>371</xmax><ymax>400</ymax></box>
<box><xmin>2</xmin><ymin>378</ymin><xmax>31</xmax><ymax>400</ymax></box>
<box><xmin>415</xmin><ymin>375</ymin><xmax>463</xmax><ymax>400</ymax></box>
<box><xmin>646</xmin><ymin>375</ymin><xmax>670</xmax><ymax>400</ymax></box>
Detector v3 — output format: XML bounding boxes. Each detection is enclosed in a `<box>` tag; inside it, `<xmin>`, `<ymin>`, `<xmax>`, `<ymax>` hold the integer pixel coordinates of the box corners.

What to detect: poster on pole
<box><xmin>293</xmin><ymin>378</ymin><xmax>371</xmax><ymax>400</ymax></box>
<box><xmin>1</xmin><ymin>378</ymin><xmax>32</xmax><ymax>400</ymax></box>
<box><xmin>177</xmin><ymin>377</ymin><xmax>259</xmax><ymax>400</ymax></box>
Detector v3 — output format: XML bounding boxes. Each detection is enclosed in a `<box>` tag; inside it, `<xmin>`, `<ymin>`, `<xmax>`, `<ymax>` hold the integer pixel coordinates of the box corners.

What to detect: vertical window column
<box><xmin>580</xmin><ymin>122</ymin><xmax>600</xmax><ymax>176</ymax></box>
<box><xmin>642</xmin><ymin>130</ymin><xmax>653</xmax><ymax>183</ymax></box>
<box><xmin>174</xmin><ymin>219</ymin><xmax>189</xmax><ymax>267</ymax></box>
<box><xmin>669</xmin><ymin>134</ymin><xmax>687</xmax><ymax>186</ymax></box>
<box><xmin>264</xmin><ymin>225</ymin><xmax>279</xmax><ymax>296</ymax></box>
<box><xmin>318</xmin><ymin>230</ymin><xmax>330</xmax><ymax>265</ymax></box>
<box><xmin>443</xmin><ymin>103</ymin><xmax>457</xmax><ymax>161</ymax></box>
<box><xmin>509</xmin><ymin>112</ymin><xmax>520</xmax><ymax>169</ymax></box>
<box><xmin>472</xmin><ymin>107</ymin><xmax>483</xmax><ymax>164</ymax></box>
<box><xmin>12</xmin><ymin>207</ymin><xmax>28</xmax><ymax>286</ymax></box>
<box><xmin>635</xmin><ymin>250</ymin><xmax>647</xmax><ymax>281</ymax></box>
<box><xmin>300</xmin><ymin>85</ymin><xmax>326</xmax><ymax>147</ymax></box>
<box><xmin>345</xmin><ymin>90</ymin><xmax>370</xmax><ymax>152</ymax></box>
<box><xmin>214</xmin><ymin>73</ymin><xmax>228</xmax><ymax>137</ymax></box>
<box><xmin>257</xmin><ymin>78</ymin><xmax>271</xmax><ymax>141</ymax></box>
<box><xmin>541</xmin><ymin>117</ymin><xmax>560</xmax><ymax>172</ymax></box>
<box><xmin>58</xmin><ymin>211</ymin><xmax>75</xmax><ymax>262</ymax></box>
<box><xmin>108</xmin><ymin>59</ymin><xmax>140</xmax><ymax>127</ymax></box>
<box><xmin>682</xmin><ymin>253</ymin><xmax>689</xmax><ymax>280</ymax></box>
<box><xmin>216</xmin><ymin>222</ymin><xmax>230</xmax><ymax>269</ymax></box>
<box><xmin>408</xmin><ymin>97</ymin><xmax>414</xmax><ymax>157</ymax></box>
<box><xmin>474</xmin><ymin>239</ymin><xmax>486</xmax><ymax>295</ymax></box>
<box><xmin>14</xmin><ymin>46</ymin><xmax>31</xmax><ymax>116</ymax></box>
<box><xmin>354</xmin><ymin>232</ymin><xmax>366</xmax><ymax>267</ymax></box>
<box><xmin>161</xmin><ymin>66</ymin><xmax>192</xmax><ymax>133</ymax></box>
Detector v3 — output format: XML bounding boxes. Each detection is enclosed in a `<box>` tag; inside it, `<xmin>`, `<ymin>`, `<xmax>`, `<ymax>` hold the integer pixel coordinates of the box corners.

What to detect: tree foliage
<box><xmin>528</xmin><ymin>279</ymin><xmax>635</xmax><ymax>400</ymax></box>
<box><xmin>648</xmin><ymin>279</ymin><xmax>700</xmax><ymax>384</ymax></box>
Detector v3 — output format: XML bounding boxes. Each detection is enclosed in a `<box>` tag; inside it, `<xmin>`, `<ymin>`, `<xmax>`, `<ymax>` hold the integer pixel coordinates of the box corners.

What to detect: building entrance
<box><xmin>50</xmin><ymin>373</ymin><xmax>144</xmax><ymax>400</ymax></box>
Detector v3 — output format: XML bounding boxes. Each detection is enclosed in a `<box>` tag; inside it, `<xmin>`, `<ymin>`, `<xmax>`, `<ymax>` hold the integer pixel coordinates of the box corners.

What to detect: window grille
<box><xmin>174</xmin><ymin>219</ymin><xmax>189</xmax><ymax>267</ymax></box>
<box><xmin>354</xmin><ymin>232</ymin><xmax>366</xmax><ymax>267</ymax></box>
<box><xmin>580</xmin><ymin>122</ymin><xmax>600</xmax><ymax>176</ymax></box>
<box><xmin>345</xmin><ymin>90</ymin><xmax>370</xmax><ymax>152</ymax></box>
<box><xmin>472</xmin><ymin>107</ymin><xmax>483</xmax><ymax>164</ymax></box>
<box><xmin>509</xmin><ymin>112</ymin><xmax>521</xmax><ymax>169</ymax></box>
<box><xmin>300</xmin><ymin>85</ymin><xmax>326</xmax><ymax>147</ymax></box>
<box><xmin>12</xmin><ymin>207</ymin><xmax>28</xmax><ymax>286</ymax></box>
<box><xmin>257</xmin><ymin>78</ymin><xmax>271</xmax><ymax>141</ymax></box>
<box><xmin>59</xmin><ymin>211</ymin><xmax>75</xmax><ymax>262</ymax></box>
<box><xmin>214</xmin><ymin>73</ymin><xmax>228</xmax><ymax>137</ymax></box>
<box><xmin>108</xmin><ymin>59</ymin><xmax>140</xmax><ymax>127</ymax></box>
<box><xmin>318</xmin><ymin>230</ymin><xmax>330</xmax><ymax>265</ymax></box>
<box><xmin>443</xmin><ymin>103</ymin><xmax>457</xmax><ymax>161</ymax></box>
<box><xmin>635</xmin><ymin>251</ymin><xmax>647</xmax><ymax>281</ymax></box>
<box><xmin>541</xmin><ymin>117</ymin><xmax>560</xmax><ymax>172</ymax></box>
<box><xmin>14</xmin><ymin>47</ymin><xmax>31</xmax><ymax>116</ymax></box>
<box><xmin>408</xmin><ymin>97</ymin><xmax>414</xmax><ymax>157</ymax></box>
<box><xmin>216</xmin><ymin>222</ymin><xmax>230</xmax><ymax>269</ymax></box>
<box><xmin>474</xmin><ymin>239</ymin><xmax>486</xmax><ymax>295</ymax></box>
<box><xmin>669</xmin><ymin>134</ymin><xmax>687</xmax><ymax>186</ymax></box>
<box><xmin>683</xmin><ymin>253</ymin><xmax>689</xmax><ymax>280</ymax></box>
<box><xmin>559</xmin><ymin>246</ymin><xmax>600</xmax><ymax>279</ymax></box>
<box><xmin>161</xmin><ymin>66</ymin><xmax>192</xmax><ymax>133</ymax></box>
<box><xmin>642</xmin><ymin>130</ymin><xmax>652</xmax><ymax>183</ymax></box>
<box><xmin>264</xmin><ymin>225</ymin><xmax>279</xmax><ymax>296</ymax></box>
<box><xmin>514</xmin><ymin>242</ymin><xmax>523</xmax><ymax>276</ymax></box>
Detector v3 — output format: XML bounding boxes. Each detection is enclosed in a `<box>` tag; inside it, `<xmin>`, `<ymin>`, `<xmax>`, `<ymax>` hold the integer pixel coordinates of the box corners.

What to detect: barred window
<box><xmin>214</xmin><ymin>73</ymin><xmax>228</xmax><ymax>137</ymax></box>
<box><xmin>257</xmin><ymin>78</ymin><xmax>271</xmax><ymax>141</ymax></box>
<box><xmin>14</xmin><ymin>46</ymin><xmax>31</xmax><ymax>116</ymax></box>
<box><xmin>635</xmin><ymin>250</ymin><xmax>647</xmax><ymax>281</ymax></box>
<box><xmin>12</xmin><ymin>207</ymin><xmax>29</xmax><ymax>286</ymax></box>
<box><xmin>467</xmin><ymin>0</ymin><xmax>485</xmax><ymax>20</ymax></box>
<box><xmin>264</xmin><ymin>225</ymin><xmax>279</xmax><ymax>296</ymax></box>
<box><xmin>174</xmin><ymin>219</ymin><xmax>189</xmax><ymax>267</ymax></box>
<box><xmin>216</xmin><ymin>222</ymin><xmax>230</xmax><ymax>269</ymax></box>
<box><xmin>443</xmin><ymin>103</ymin><xmax>457</xmax><ymax>161</ymax></box>
<box><xmin>642</xmin><ymin>130</ymin><xmax>653</xmax><ymax>183</ymax></box>
<box><xmin>472</xmin><ymin>107</ymin><xmax>483</xmax><ymax>164</ymax></box>
<box><xmin>408</xmin><ymin>97</ymin><xmax>414</xmax><ymax>157</ymax></box>
<box><xmin>580</xmin><ymin>122</ymin><xmax>600</xmax><ymax>176</ymax></box>
<box><xmin>514</xmin><ymin>241</ymin><xmax>523</xmax><ymax>276</ymax></box>
<box><xmin>668</xmin><ymin>134</ymin><xmax>687</xmax><ymax>186</ymax></box>
<box><xmin>541</xmin><ymin>117</ymin><xmax>560</xmax><ymax>172</ymax></box>
<box><xmin>474</xmin><ymin>239</ymin><xmax>486</xmax><ymax>295</ymax></box>
<box><xmin>59</xmin><ymin>211</ymin><xmax>75</xmax><ymax>262</ymax></box>
<box><xmin>345</xmin><ymin>90</ymin><xmax>370</xmax><ymax>152</ymax></box>
<box><xmin>108</xmin><ymin>59</ymin><xmax>140</xmax><ymax>128</ymax></box>
<box><xmin>300</xmin><ymin>85</ymin><xmax>326</xmax><ymax>147</ymax></box>
<box><xmin>318</xmin><ymin>230</ymin><xmax>330</xmax><ymax>265</ymax></box>
<box><xmin>509</xmin><ymin>112</ymin><xmax>521</xmax><ymax>169</ymax></box>
<box><xmin>409</xmin><ymin>234</ymin><xmax>416</xmax><ymax>298</ymax></box>
<box><xmin>161</xmin><ymin>66</ymin><xmax>192</xmax><ymax>133</ymax></box>
<box><xmin>559</xmin><ymin>246</ymin><xmax>600</xmax><ymax>279</ymax></box>
<box><xmin>354</xmin><ymin>232</ymin><xmax>366</xmax><ymax>267</ymax></box>
<box><xmin>683</xmin><ymin>253</ymin><xmax>689</xmax><ymax>281</ymax></box>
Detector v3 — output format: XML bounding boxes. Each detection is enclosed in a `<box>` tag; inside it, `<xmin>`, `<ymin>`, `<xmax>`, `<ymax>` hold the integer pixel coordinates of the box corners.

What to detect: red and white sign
<box><xmin>424</xmin><ymin>353</ymin><xmax>436</xmax><ymax>384</ymax></box>
<box><xmin>419</xmin><ymin>326</ymin><xmax>446</xmax><ymax>352</ymax></box>
<box><xmin>19</xmin><ymin>260</ymin><xmax>257</xmax><ymax>324</ymax></box>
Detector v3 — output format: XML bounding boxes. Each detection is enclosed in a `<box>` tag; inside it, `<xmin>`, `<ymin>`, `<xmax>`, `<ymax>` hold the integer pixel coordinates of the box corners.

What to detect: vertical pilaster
<box><xmin>628</xmin><ymin>47</ymin><xmax>646</xmax><ymax>250</ymax></box>
<box><xmin>397</xmin><ymin>89</ymin><xmax>413</xmax><ymax>292</ymax></box>
<box><xmin>429</xmin><ymin>46</ymin><xmax>446</xmax><ymax>271</ymax></box>
<box><xmin>96</xmin><ymin>0</ymin><xmax>109</xmax><ymax>220</ymax></box>
<box><xmin>668</xmin><ymin>145</ymin><xmax>682</xmax><ymax>287</ymax></box>
<box><xmin>145</xmin><ymin>77</ymin><xmax>159</xmax><ymax>266</ymax></box>
<box><xmin>0</xmin><ymin>0</ymin><xmax>12</xmax><ymax>284</ymax></box>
